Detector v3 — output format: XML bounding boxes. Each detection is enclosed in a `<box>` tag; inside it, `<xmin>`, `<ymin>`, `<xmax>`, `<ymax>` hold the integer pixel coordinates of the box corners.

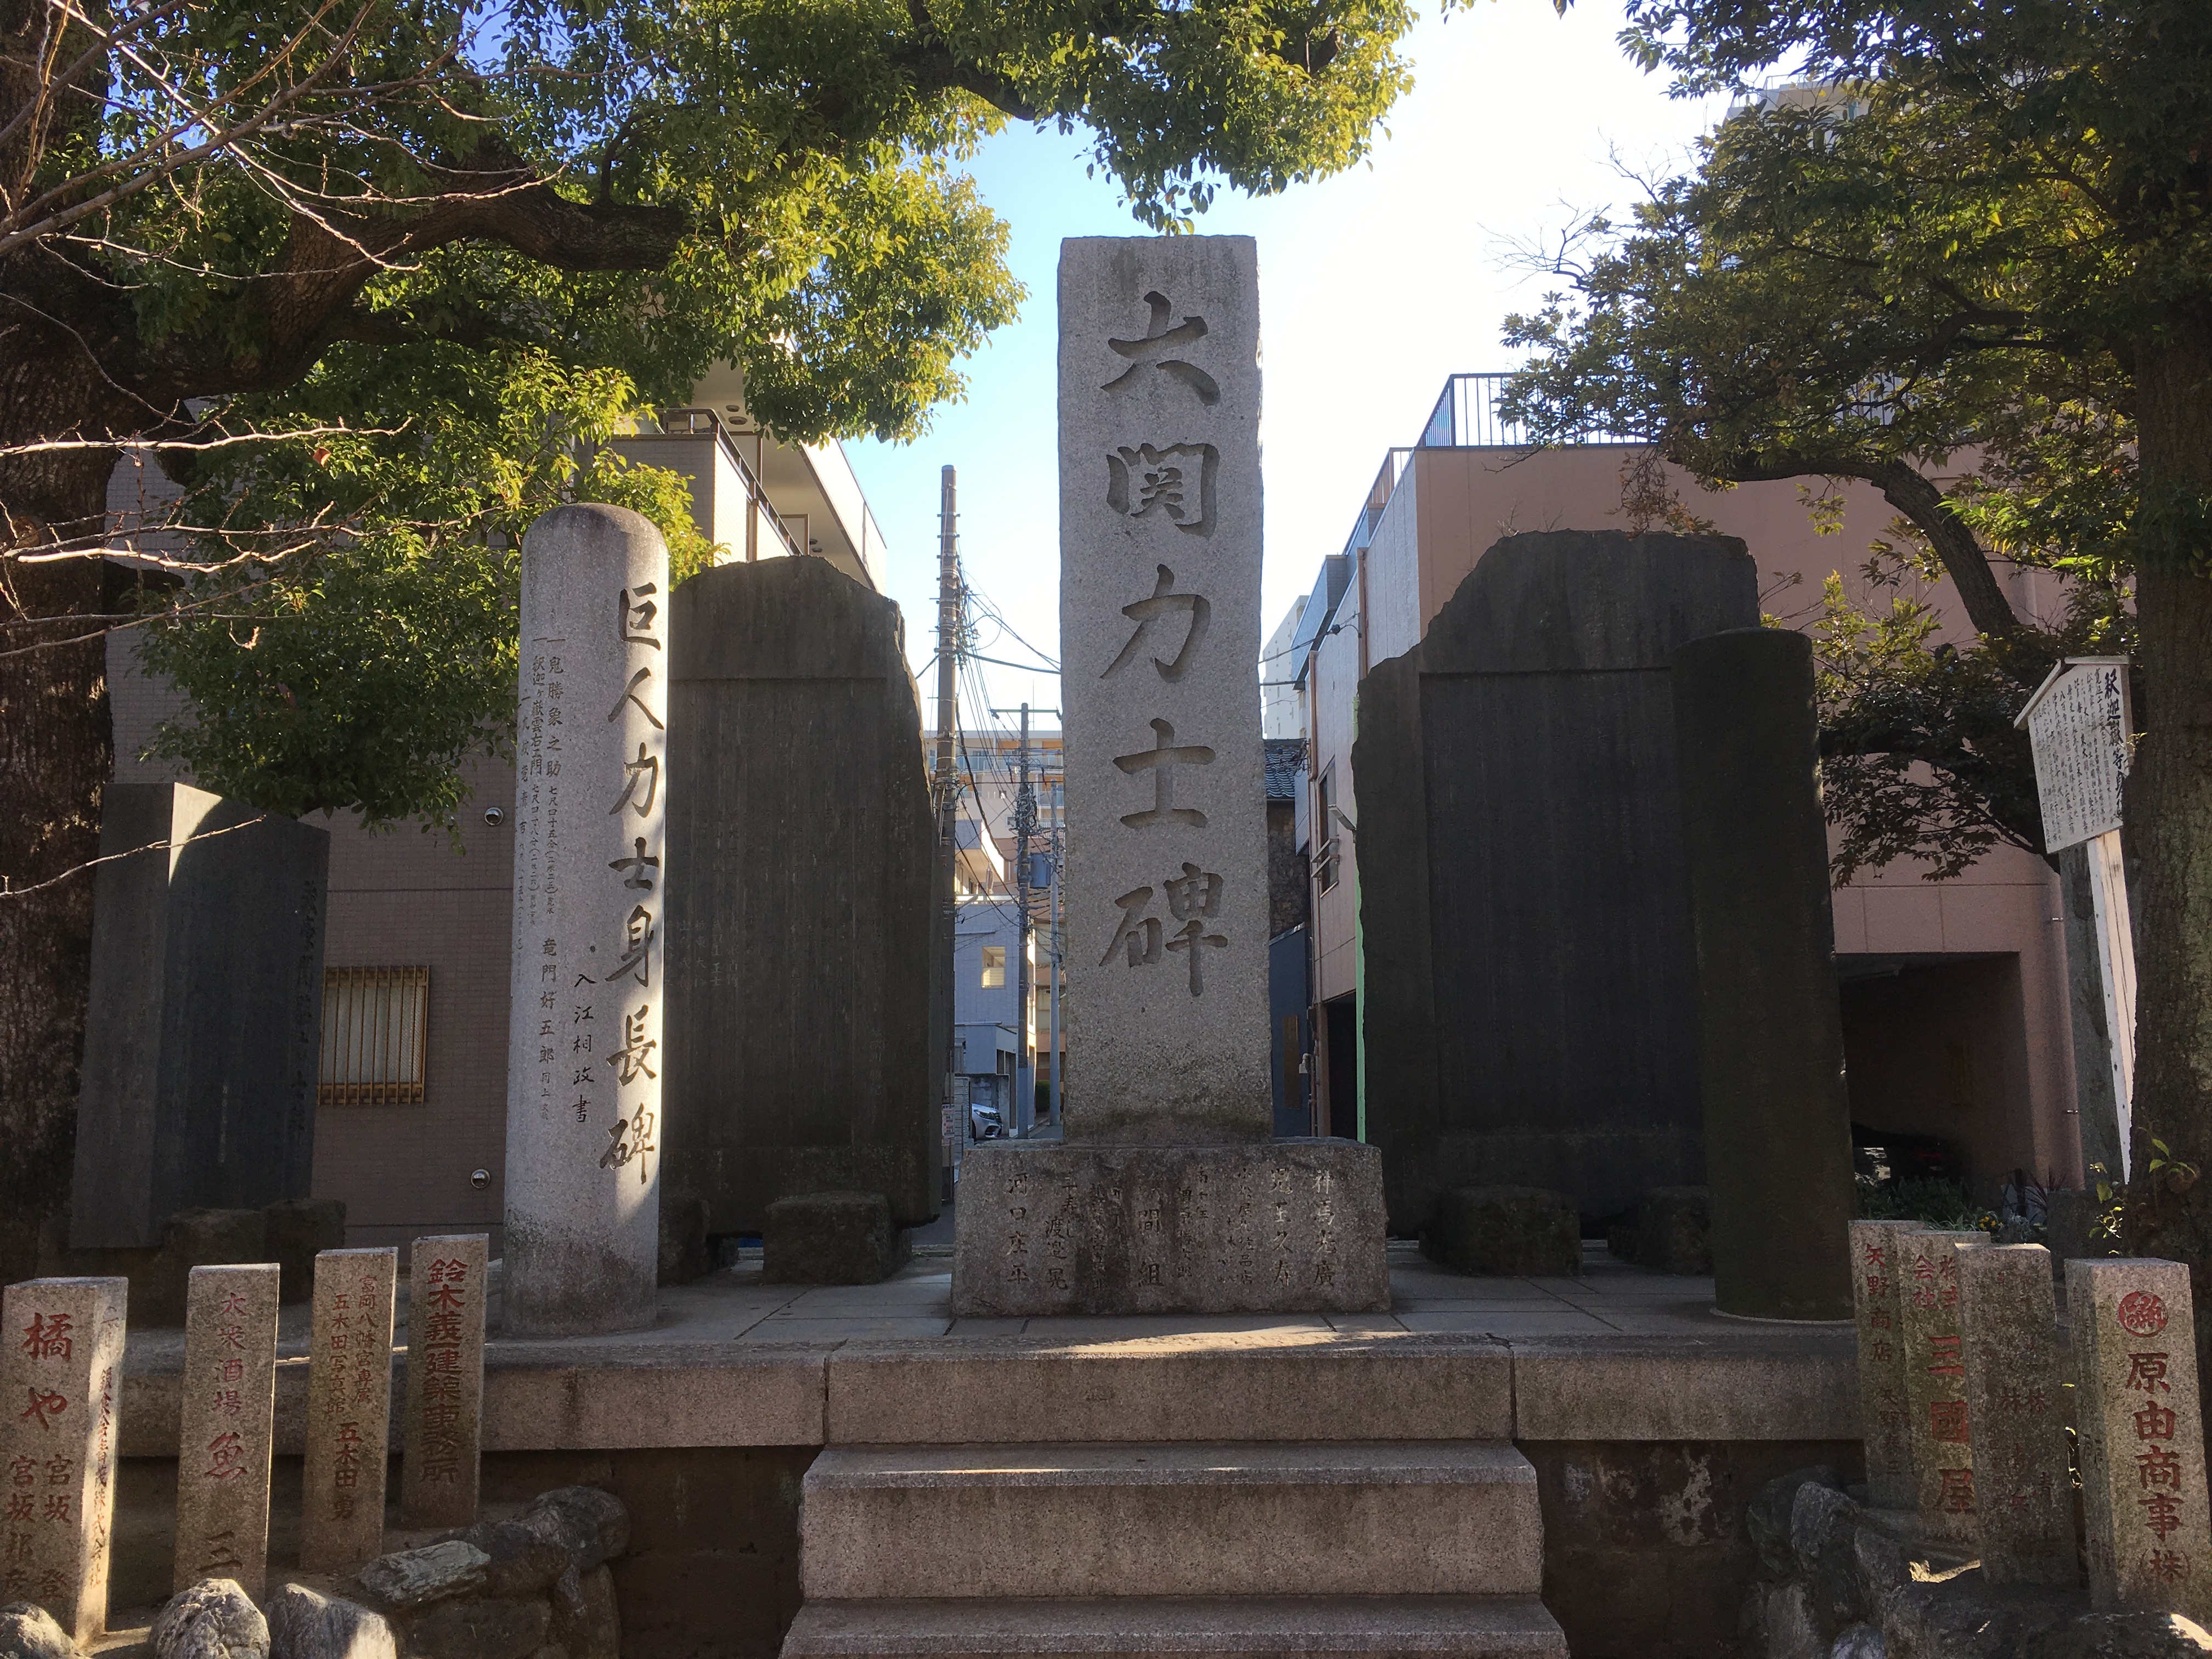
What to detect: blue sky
<box><xmin>843</xmin><ymin>0</ymin><xmax>1734</xmax><ymax>731</ymax></box>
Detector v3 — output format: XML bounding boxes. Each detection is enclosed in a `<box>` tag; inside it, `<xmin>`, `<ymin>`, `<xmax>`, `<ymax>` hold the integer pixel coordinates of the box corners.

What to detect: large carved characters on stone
<box><xmin>951</xmin><ymin>237</ymin><xmax>1389</xmax><ymax>1319</ymax></box>
<box><xmin>504</xmin><ymin>505</ymin><xmax>670</xmax><ymax>1338</ymax></box>
<box><xmin>1060</xmin><ymin>240</ymin><xmax>1272</xmax><ymax>1144</ymax></box>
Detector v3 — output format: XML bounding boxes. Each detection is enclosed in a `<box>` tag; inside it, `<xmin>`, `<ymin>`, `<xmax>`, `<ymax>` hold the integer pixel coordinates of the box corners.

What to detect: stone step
<box><xmin>781</xmin><ymin>1595</ymin><xmax>1568</xmax><ymax>1656</ymax></box>
<box><xmin>799</xmin><ymin>1443</ymin><xmax>1543</xmax><ymax>1600</ymax></box>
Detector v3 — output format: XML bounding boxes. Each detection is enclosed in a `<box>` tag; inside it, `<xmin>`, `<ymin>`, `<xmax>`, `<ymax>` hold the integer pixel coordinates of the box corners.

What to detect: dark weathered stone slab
<box><xmin>1672</xmin><ymin>627</ymin><xmax>1854</xmax><ymax>1321</ymax></box>
<box><xmin>764</xmin><ymin>1192</ymin><xmax>911</xmax><ymax>1285</ymax></box>
<box><xmin>1848</xmin><ymin>1218</ymin><xmax>1917</xmax><ymax>1509</ymax></box>
<box><xmin>662</xmin><ymin>555</ymin><xmax>938</xmax><ymax>1257</ymax></box>
<box><xmin>1957</xmin><ymin>1243</ymin><xmax>2074</xmax><ymax>1585</ymax></box>
<box><xmin>1424</xmin><ymin>1187</ymin><xmax>1580</xmax><ymax>1277</ymax></box>
<box><xmin>1354</xmin><ymin>531</ymin><xmax>1759</xmax><ymax>1233</ymax></box>
<box><xmin>70</xmin><ymin>783</ymin><xmax>327</xmax><ymax>1249</ymax></box>
<box><xmin>950</xmin><ymin>1140</ymin><xmax>1388</xmax><ymax>1317</ymax></box>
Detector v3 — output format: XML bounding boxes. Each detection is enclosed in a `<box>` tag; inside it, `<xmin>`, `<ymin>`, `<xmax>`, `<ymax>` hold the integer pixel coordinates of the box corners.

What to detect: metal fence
<box><xmin>1418</xmin><ymin>374</ymin><xmax>1639</xmax><ymax>449</ymax></box>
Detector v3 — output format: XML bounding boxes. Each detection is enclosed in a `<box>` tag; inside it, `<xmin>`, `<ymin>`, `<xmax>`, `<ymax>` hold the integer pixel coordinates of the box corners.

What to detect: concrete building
<box><xmin>1277</xmin><ymin>373</ymin><xmax>2081</xmax><ymax>1198</ymax></box>
<box><xmin>108</xmin><ymin>390</ymin><xmax>899</xmax><ymax>1252</ymax></box>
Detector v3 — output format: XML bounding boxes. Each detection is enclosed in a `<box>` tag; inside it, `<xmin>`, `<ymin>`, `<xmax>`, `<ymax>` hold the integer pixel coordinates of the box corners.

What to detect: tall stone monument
<box><xmin>661</xmin><ymin>555</ymin><xmax>938</xmax><ymax>1267</ymax></box>
<box><xmin>951</xmin><ymin>236</ymin><xmax>1386</xmax><ymax>1317</ymax></box>
<box><xmin>1671</xmin><ymin>627</ymin><xmax>1854</xmax><ymax>1320</ymax></box>
<box><xmin>1355</xmin><ymin>531</ymin><xmax>1759</xmax><ymax>1233</ymax></box>
<box><xmin>504</xmin><ymin>504</ymin><xmax>669</xmax><ymax>1336</ymax></box>
<box><xmin>0</xmin><ymin>1278</ymin><xmax>126</xmax><ymax>1643</ymax></box>
<box><xmin>70</xmin><ymin>783</ymin><xmax>326</xmax><ymax>1247</ymax></box>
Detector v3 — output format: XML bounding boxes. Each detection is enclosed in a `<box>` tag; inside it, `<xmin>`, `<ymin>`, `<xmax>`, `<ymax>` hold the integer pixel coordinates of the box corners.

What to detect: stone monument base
<box><xmin>951</xmin><ymin>1139</ymin><xmax>1389</xmax><ymax>1317</ymax></box>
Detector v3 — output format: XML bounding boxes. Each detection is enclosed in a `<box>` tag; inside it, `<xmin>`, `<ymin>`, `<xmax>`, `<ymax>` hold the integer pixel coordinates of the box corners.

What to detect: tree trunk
<box><xmin>0</xmin><ymin>447</ymin><xmax>116</xmax><ymax>1283</ymax></box>
<box><xmin>2120</xmin><ymin>307</ymin><xmax>2212</xmax><ymax>1430</ymax></box>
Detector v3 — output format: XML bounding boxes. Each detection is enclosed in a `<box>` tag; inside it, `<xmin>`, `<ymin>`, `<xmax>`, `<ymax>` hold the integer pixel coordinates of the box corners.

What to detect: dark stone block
<box><xmin>1631</xmin><ymin>1186</ymin><xmax>1712</xmax><ymax>1276</ymax></box>
<box><xmin>70</xmin><ymin>783</ymin><xmax>328</xmax><ymax>1249</ymax></box>
<box><xmin>1672</xmin><ymin>628</ymin><xmax>1854</xmax><ymax>1320</ymax></box>
<box><xmin>264</xmin><ymin>1197</ymin><xmax>345</xmax><ymax>1304</ymax></box>
<box><xmin>765</xmin><ymin>1191</ymin><xmax>909</xmax><ymax>1285</ymax></box>
<box><xmin>1355</xmin><ymin>532</ymin><xmax>1759</xmax><ymax>1232</ymax></box>
<box><xmin>662</xmin><ymin>558</ymin><xmax>939</xmax><ymax>1245</ymax></box>
<box><xmin>1424</xmin><ymin>1186</ymin><xmax>1581</xmax><ymax>1277</ymax></box>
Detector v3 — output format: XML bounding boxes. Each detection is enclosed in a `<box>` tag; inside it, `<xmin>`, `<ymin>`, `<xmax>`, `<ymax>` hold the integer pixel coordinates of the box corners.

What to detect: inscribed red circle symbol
<box><xmin>2119</xmin><ymin>1291</ymin><xmax>2169</xmax><ymax>1336</ymax></box>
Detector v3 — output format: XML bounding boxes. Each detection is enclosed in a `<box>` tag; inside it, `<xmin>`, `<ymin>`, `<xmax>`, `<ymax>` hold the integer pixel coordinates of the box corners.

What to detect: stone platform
<box><xmin>950</xmin><ymin>1138</ymin><xmax>1389</xmax><ymax>1317</ymax></box>
<box><xmin>105</xmin><ymin>1241</ymin><xmax>1864</xmax><ymax>1659</ymax></box>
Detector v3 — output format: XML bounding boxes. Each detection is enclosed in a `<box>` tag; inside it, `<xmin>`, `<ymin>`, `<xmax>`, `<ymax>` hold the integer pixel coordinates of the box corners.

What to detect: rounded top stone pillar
<box><xmin>504</xmin><ymin>501</ymin><xmax>670</xmax><ymax>1337</ymax></box>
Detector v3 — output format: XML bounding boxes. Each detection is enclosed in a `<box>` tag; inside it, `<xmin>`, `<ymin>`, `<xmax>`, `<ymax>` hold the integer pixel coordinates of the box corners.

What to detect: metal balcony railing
<box><xmin>1418</xmin><ymin>374</ymin><xmax>1639</xmax><ymax>449</ymax></box>
<box><xmin>651</xmin><ymin>407</ymin><xmax>808</xmax><ymax>561</ymax></box>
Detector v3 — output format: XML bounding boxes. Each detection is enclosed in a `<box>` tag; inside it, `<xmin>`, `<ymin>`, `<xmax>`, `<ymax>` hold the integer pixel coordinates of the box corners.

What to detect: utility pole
<box><xmin>1014</xmin><ymin>702</ymin><xmax>1034</xmax><ymax>1136</ymax></box>
<box><xmin>934</xmin><ymin>467</ymin><xmax>961</xmax><ymax>1180</ymax></box>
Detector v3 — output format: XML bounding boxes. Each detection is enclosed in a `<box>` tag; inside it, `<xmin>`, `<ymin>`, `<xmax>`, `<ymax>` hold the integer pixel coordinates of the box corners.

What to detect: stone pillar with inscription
<box><xmin>2070</xmin><ymin>1257</ymin><xmax>2212</xmax><ymax>1620</ymax></box>
<box><xmin>0</xmin><ymin>1277</ymin><xmax>127</xmax><ymax>1645</ymax></box>
<box><xmin>301</xmin><ymin>1248</ymin><xmax>396</xmax><ymax>1574</ymax></box>
<box><xmin>1899</xmin><ymin>1229</ymin><xmax>1984</xmax><ymax>1545</ymax></box>
<box><xmin>504</xmin><ymin>504</ymin><xmax>669</xmax><ymax>1336</ymax></box>
<box><xmin>1957</xmin><ymin>1243</ymin><xmax>2075</xmax><ymax>1585</ymax></box>
<box><xmin>173</xmin><ymin>1264</ymin><xmax>279</xmax><ymax>1598</ymax></box>
<box><xmin>1848</xmin><ymin>1219</ymin><xmax>1917</xmax><ymax>1508</ymax></box>
<box><xmin>400</xmin><ymin>1234</ymin><xmax>488</xmax><ymax>1527</ymax></box>
<box><xmin>951</xmin><ymin>236</ymin><xmax>1387</xmax><ymax>1317</ymax></box>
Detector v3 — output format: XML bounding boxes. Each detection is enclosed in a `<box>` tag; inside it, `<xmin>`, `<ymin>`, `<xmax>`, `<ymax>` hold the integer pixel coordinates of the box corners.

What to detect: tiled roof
<box><xmin>1263</xmin><ymin>737</ymin><xmax>1306</xmax><ymax>802</ymax></box>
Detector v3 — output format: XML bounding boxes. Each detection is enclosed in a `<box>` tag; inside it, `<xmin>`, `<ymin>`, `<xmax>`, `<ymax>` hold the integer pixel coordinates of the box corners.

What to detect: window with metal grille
<box><xmin>319</xmin><ymin>967</ymin><xmax>430</xmax><ymax>1104</ymax></box>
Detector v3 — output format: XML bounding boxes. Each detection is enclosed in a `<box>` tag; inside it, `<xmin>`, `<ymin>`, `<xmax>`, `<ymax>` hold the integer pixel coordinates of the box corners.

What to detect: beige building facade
<box><xmin>1286</xmin><ymin>375</ymin><xmax>2081</xmax><ymax>1197</ymax></box>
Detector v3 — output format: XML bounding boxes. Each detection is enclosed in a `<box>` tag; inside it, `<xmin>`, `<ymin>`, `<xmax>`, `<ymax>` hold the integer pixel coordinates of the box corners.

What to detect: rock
<box><xmin>514</xmin><ymin>1487</ymin><xmax>630</xmax><ymax>1575</ymax></box>
<box><xmin>354</xmin><ymin>1539</ymin><xmax>491</xmax><ymax>1609</ymax></box>
<box><xmin>1831</xmin><ymin>1626</ymin><xmax>1886</xmax><ymax>1659</ymax></box>
<box><xmin>264</xmin><ymin>1584</ymin><xmax>396</xmax><ymax>1659</ymax></box>
<box><xmin>1746</xmin><ymin>1468</ymin><xmax>1842</xmax><ymax>1581</ymax></box>
<box><xmin>1791</xmin><ymin>1481</ymin><xmax>1870</xmax><ymax>1635</ymax></box>
<box><xmin>404</xmin><ymin>1597</ymin><xmax>550</xmax><ymax>1659</ymax></box>
<box><xmin>2026</xmin><ymin>1613</ymin><xmax>2212</xmax><ymax>1658</ymax></box>
<box><xmin>548</xmin><ymin>1566</ymin><xmax>619</xmax><ymax>1659</ymax></box>
<box><xmin>432</xmin><ymin>1520</ymin><xmax>571</xmax><ymax>1601</ymax></box>
<box><xmin>1762</xmin><ymin>1582</ymin><xmax>1825</xmax><ymax>1659</ymax></box>
<box><xmin>1884</xmin><ymin>1574</ymin><xmax>2076</xmax><ymax>1659</ymax></box>
<box><xmin>763</xmin><ymin>1191</ymin><xmax>909</xmax><ymax>1285</ymax></box>
<box><xmin>0</xmin><ymin>1602</ymin><xmax>80</xmax><ymax>1659</ymax></box>
<box><xmin>1629</xmin><ymin>1186</ymin><xmax>1712</xmax><ymax>1274</ymax></box>
<box><xmin>152</xmin><ymin>1579</ymin><xmax>269</xmax><ymax>1659</ymax></box>
<box><xmin>1423</xmin><ymin>1186</ymin><xmax>1581</xmax><ymax>1277</ymax></box>
<box><xmin>1790</xmin><ymin>1479</ymin><xmax>1859</xmax><ymax>1575</ymax></box>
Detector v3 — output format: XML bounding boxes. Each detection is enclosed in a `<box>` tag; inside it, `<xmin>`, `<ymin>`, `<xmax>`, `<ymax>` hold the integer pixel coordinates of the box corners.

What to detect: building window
<box><xmin>981</xmin><ymin>945</ymin><xmax>1006</xmax><ymax>988</ymax></box>
<box><xmin>320</xmin><ymin>967</ymin><xmax>430</xmax><ymax>1105</ymax></box>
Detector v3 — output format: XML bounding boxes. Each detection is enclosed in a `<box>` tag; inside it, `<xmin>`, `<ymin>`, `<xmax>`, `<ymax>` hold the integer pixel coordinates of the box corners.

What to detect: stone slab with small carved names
<box><xmin>301</xmin><ymin>1248</ymin><xmax>396</xmax><ymax>1574</ymax></box>
<box><xmin>0</xmin><ymin>1277</ymin><xmax>127</xmax><ymax>1645</ymax></box>
<box><xmin>401</xmin><ymin>1234</ymin><xmax>488</xmax><ymax>1527</ymax></box>
<box><xmin>505</xmin><ymin>503</ymin><xmax>670</xmax><ymax>1337</ymax></box>
<box><xmin>953</xmin><ymin>1141</ymin><xmax>1387</xmax><ymax>1316</ymax></box>
<box><xmin>953</xmin><ymin>236</ymin><xmax>1386</xmax><ymax>1317</ymax></box>
<box><xmin>1899</xmin><ymin>1230</ymin><xmax>1982</xmax><ymax>1544</ymax></box>
<box><xmin>1958</xmin><ymin>1244</ymin><xmax>2074</xmax><ymax>1585</ymax></box>
<box><xmin>1847</xmin><ymin>1220</ymin><xmax>1916</xmax><ymax>1509</ymax></box>
<box><xmin>2070</xmin><ymin>1257</ymin><xmax>2212</xmax><ymax>1620</ymax></box>
<box><xmin>173</xmin><ymin>1263</ymin><xmax>279</xmax><ymax>1597</ymax></box>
